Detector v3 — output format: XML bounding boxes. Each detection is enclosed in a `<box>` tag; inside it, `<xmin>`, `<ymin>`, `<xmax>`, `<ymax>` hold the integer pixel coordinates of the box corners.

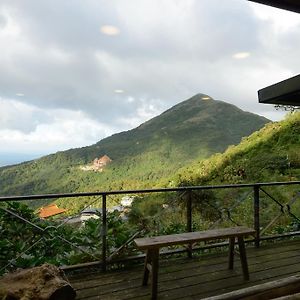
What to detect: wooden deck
<box><xmin>68</xmin><ymin>239</ymin><xmax>300</xmax><ymax>299</ymax></box>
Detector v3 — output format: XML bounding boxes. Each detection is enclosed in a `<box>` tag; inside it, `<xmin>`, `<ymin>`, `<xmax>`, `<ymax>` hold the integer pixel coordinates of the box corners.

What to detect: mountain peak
<box><xmin>191</xmin><ymin>93</ymin><xmax>214</xmax><ymax>101</ymax></box>
<box><xmin>173</xmin><ymin>93</ymin><xmax>214</xmax><ymax>109</ymax></box>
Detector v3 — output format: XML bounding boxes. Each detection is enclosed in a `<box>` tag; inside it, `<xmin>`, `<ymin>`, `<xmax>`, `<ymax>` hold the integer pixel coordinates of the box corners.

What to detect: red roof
<box><xmin>39</xmin><ymin>204</ymin><xmax>67</xmax><ymax>218</ymax></box>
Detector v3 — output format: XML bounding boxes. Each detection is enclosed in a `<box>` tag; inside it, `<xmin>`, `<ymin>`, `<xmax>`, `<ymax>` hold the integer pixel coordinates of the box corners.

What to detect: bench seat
<box><xmin>134</xmin><ymin>226</ymin><xmax>255</xmax><ymax>300</ymax></box>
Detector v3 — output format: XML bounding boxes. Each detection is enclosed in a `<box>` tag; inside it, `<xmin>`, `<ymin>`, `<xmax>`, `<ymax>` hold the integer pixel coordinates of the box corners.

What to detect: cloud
<box><xmin>0</xmin><ymin>97</ymin><xmax>53</xmax><ymax>133</ymax></box>
<box><xmin>0</xmin><ymin>97</ymin><xmax>162</xmax><ymax>155</ymax></box>
<box><xmin>0</xmin><ymin>102</ymin><xmax>115</xmax><ymax>154</ymax></box>
<box><xmin>0</xmin><ymin>0</ymin><xmax>296</xmax><ymax>158</ymax></box>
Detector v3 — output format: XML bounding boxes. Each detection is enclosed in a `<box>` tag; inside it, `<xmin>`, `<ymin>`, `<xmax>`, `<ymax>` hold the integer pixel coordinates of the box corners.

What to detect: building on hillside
<box><xmin>64</xmin><ymin>205</ymin><xmax>130</xmax><ymax>225</ymax></box>
<box><xmin>79</xmin><ymin>154</ymin><xmax>112</xmax><ymax>172</ymax></box>
<box><xmin>108</xmin><ymin>205</ymin><xmax>123</xmax><ymax>213</ymax></box>
<box><xmin>38</xmin><ymin>204</ymin><xmax>67</xmax><ymax>219</ymax></box>
<box><xmin>120</xmin><ymin>196</ymin><xmax>134</xmax><ymax>207</ymax></box>
<box><xmin>93</xmin><ymin>155</ymin><xmax>112</xmax><ymax>169</ymax></box>
<box><xmin>64</xmin><ymin>208</ymin><xmax>102</xmax><ymax>225</ymax></box>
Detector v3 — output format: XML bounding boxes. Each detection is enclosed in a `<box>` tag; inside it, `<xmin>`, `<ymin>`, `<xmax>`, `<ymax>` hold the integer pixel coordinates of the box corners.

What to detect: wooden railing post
<box><xmin>254</xmin><ymin>185</ymin><xmax>260</xmax><ymax>248</ymax></box>
<box><xmin>102</xmin><ymin>193</ymin><xmax>107</xmax><ymax>271</ymax></box>
<box><xmin>186</xmin><ymin>190</ymin><xmax>193</xmax><ymax>258</ymax></box>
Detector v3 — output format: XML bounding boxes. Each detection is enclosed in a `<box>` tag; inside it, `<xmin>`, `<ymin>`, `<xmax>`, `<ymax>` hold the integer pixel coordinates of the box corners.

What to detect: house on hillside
<box><xmin>93</xmin><ymin>155</ymin><xmax>112</xmax><ymax>171</ymax></box>
<box><xmin>64</xmin><ymin>208</ymin><xmax>101</xmax><ymax>225</ymax></box>
<box><xmin>38</xmin><ymin>204</ymin><xmax>67</xmax><ymax>219</ymax></box>
<box><xmin>80</xmin><ymin>154</ymin><xmax>112</xmax><ymax>172</ymax></box>
<box><xmin>120</xmin><ymin>196</ymin><xmax>134</xmax><ymax>207</ymax></box>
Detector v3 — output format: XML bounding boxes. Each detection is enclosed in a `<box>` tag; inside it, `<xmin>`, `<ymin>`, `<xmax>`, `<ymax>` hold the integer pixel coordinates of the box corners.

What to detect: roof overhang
<box><xmin>258</xmin><ymin>75</ymin><xmax>300</xmax><ymax>106</ymax></box>
<box><xmin>248</xmin><ymin>0</ymin><xmax>300</xmax><ymax>13</ymax></box>
<box><xmin>248</xmin><ymin>2</ymin><xmax>300</xmax><ymax>106</ymax></box>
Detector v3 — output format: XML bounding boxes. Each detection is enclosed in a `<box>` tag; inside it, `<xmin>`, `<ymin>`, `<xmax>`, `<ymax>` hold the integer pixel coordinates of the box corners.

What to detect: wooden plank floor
<box><xmin>68</xmin><ymin>239</ymin><xmax>300</xmax><ymax>300</ymax></box>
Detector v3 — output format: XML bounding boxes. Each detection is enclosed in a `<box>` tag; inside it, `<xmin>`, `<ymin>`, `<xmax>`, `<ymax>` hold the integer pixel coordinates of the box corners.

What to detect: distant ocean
<box><xmin>0</xmin><ymin>153</ymin><xmax>42</xmax><ymax>167</ymax></box>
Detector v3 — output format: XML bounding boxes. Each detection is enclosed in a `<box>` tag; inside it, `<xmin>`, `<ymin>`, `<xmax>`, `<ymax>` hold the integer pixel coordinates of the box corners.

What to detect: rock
<box><xmin>0</xmin><ymin>263</ymin><xmax>76</xmax><ymax>300</ymax></box>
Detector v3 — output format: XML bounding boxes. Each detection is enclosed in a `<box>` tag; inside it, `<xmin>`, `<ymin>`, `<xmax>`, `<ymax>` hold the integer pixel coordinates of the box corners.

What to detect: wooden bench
<box><xmin>134</xmin><ymin>226</ymin><xmax>255</xmax><ymax>300</ymax></box>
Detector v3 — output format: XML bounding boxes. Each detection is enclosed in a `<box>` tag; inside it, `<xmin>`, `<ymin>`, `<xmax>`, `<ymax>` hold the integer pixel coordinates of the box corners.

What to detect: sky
<box><xmin>0</xmin><ymin>0</ymin><xmax>299</xmax><ymax>165</ymax></box>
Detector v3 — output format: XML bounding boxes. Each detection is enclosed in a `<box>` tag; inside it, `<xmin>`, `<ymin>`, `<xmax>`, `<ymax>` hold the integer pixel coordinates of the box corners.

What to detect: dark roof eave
<box><xmin>258</xmin><ymin>74</ymin><xmax>300</xmax><ymax>106</ymax></box>
<box><xmin>248</xmin><ymin>0</ymin><xmax>300</xmax><ymax>14</ymax></box>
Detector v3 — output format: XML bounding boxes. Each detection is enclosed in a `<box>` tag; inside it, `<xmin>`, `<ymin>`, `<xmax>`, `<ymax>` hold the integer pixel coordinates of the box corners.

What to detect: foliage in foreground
<box><xmin>0</xmin><ymin>202</ymin><xmax>137</xmax><ymax>275</ymax></box>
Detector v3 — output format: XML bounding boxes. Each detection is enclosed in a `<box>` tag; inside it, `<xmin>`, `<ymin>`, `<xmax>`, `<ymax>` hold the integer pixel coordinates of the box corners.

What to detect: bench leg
<box><xmin>142</xmin><ymin>248</ymin><xmax>159</xmax><ymax>300</ymax></box>
<box><xmin>142</xmin><ymin>249</ymin><xmax>153</xmax><ymax>286</ymax></box>
<box><xmin>237</xmin><ymin>237</ymin><xmax>250</xmax><ymax>280</ymax></box>
<box><xmin>228</xmin><ymin>237</ymin><xmax>235</xmax><ymax>270</ymax></box>
<box><xmin>187</xmin><ymin>243</ymin><xmax>193</xmax><ymax>258</ymax></box>
<box><xmin>151</xmin><ymin>248</ymin><xmax>159</xmax><ymax>300</ymax></box>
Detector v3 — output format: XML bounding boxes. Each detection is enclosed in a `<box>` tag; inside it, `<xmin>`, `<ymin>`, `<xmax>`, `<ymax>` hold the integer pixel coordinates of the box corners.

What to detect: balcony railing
<box><xmin>0</xmin><ymin>181</ymin><xmax>299</xmax><ymax>274</ymax></box>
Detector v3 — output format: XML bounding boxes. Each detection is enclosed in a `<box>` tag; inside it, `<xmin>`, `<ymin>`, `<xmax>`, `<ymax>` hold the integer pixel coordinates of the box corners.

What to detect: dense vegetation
<box><xmin>0</xmin><ymin>94</ymin><xmax>268</xmax><ymax>208</ymax></box>
<box><xmin>130</xmin><ymin>111</ymin><xmax>300</xmax><ymax>244</ymax></box>
<box><xmin>0</xmin><ymin>202</ymin><xmax>137</xmax><ymax>274</ymax></box>
<box><xmin>169</xmin><ymin>111</ymin><xmax>300</xmax><ymax>187</ymax></box>
<box><xmin>0</xmin><ymin>109</ymin><xmax>299</xmax><ymax>274</ymax></box>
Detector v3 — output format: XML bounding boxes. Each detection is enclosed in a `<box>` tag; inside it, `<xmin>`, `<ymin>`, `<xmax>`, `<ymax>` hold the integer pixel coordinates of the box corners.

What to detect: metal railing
<box><xmin>0</xmin><ymin>180</ymin><xmax>299</xmax><ymax>273</ymax></box>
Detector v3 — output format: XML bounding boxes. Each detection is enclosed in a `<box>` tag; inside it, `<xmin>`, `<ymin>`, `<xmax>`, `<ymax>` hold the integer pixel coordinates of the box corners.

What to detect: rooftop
<box><xmin>38</xmin><ymin>203</ymin><xmax>67</xmax><ymax>218</ymax></box>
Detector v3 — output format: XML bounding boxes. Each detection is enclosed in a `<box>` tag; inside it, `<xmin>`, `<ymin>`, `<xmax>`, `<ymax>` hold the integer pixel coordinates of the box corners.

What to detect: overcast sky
<box><xmin>0</xmin><ymin>0</ymin><xmax>299</xmax><ymax>164</ymax></box>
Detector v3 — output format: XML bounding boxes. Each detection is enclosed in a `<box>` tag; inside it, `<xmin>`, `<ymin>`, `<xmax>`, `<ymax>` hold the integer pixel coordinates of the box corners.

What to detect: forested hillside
<box><xmin>169</xmin><ymin>112</ymin><xmax>300</xmax><ymax>187</ymax></box>
<box><xmin>0</xmin><ymin>94</ymin><xmax>269</xmax><ymax>198</ymax></box>
<box><xmin>129</xmin><ymin>112</ymin><xmax>300</xmax><ymax>244</ymax></box>
<box><xmin>1</xmin><ymin>112</ymin><xmax>298</xmax><ymax>274</ymax></box>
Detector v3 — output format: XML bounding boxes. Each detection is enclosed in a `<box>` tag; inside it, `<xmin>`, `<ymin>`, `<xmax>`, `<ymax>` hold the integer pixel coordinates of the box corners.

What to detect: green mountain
<box><xmin>0</xmin><ymin>94</ymin><xmax>269</xmax><ymax>198</ymax></box>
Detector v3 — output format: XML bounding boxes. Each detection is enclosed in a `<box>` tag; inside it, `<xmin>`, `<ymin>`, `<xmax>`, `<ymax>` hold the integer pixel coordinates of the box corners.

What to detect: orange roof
<box><xmin>39</xmin><ymin>204</ymin><xmax>67</xmax><ymax>218</ymax></box>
